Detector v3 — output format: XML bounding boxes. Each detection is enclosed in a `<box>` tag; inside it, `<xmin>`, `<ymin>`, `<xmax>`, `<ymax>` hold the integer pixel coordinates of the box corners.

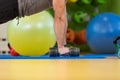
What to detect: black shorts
<box><xmin>0</xmin><ymin>0</ymin><xmax>19</xmax><ymax>24</ymax></box>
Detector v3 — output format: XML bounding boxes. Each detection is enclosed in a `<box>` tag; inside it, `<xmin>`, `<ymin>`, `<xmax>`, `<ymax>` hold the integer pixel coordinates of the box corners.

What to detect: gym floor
<box><xmin>0</xmin><ymin>59</ymin><xmax>120</xmax><ymax>80</ymax></box>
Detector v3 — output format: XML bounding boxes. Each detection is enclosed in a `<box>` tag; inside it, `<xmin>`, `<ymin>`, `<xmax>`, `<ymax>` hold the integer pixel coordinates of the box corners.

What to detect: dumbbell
<box><xmin>49</xmin><ymin>47</ymin><xmax>60</xmax><ymax>57</ymax></box>
<box><xmin>69</xmin><ymin>48</ymin><xmax>80</xmax><ymax>57</ymax></box>
<box><xmin>49</xmin><ymin>47</ymin><xmax>80</xmax><ymax>57</ymax></box>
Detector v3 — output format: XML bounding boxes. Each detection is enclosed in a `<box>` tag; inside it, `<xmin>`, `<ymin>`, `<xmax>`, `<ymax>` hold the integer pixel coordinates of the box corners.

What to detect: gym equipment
<box><xmin>8</xmin><ymin>43</ymin><xmax>20</xmax><ymax>56</ymax></box>
<box><xmin>113</xmin><ymin>36</ymin><xmax>120</xmax><ymax>58</ymax></box>
<box><xmin>86</xmin><ymin>13</ymin><xmax>120</xmax><ymax>53</ymax></box>
<box><xmin>49</xmin><ymin>46</ymin><xmax>80</xmax><ymax>57</ymax></box>
<box><xmin>8</xmin><ymin>11</ymin><xmax>56</xmax><ymax>56</ymax></box>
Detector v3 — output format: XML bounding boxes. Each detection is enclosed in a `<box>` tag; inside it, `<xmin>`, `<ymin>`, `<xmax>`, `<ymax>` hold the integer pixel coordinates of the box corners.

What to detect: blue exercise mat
<box><xmin>0</xmin><ymin>53</ymin><xmax>117</xmax><ymax>59</ymax></box>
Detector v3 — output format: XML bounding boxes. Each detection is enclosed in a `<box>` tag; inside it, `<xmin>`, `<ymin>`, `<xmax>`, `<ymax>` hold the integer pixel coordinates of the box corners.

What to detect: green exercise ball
<box><xmin>7</xmin><ymin>11</ymin><xmax>56</xmax><ymax>56</ymax></box>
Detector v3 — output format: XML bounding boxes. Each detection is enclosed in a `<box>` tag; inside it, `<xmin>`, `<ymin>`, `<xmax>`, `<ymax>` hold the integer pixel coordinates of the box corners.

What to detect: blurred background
<box><xmin>1</xmin><ymin>0</ymin><xmax>120</xmax><ymax>55</ymax></box>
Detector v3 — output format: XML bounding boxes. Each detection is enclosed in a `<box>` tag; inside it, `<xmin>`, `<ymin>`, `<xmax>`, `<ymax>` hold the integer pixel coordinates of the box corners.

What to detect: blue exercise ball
<box><xmin>86</xmin><ymin>13</ymin><xmax>120</xmax><ymax>53</ymax></box>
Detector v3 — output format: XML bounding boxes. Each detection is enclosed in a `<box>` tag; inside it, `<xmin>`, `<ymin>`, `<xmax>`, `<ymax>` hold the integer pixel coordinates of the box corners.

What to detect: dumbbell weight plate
<box><xmin>49</xmin><ymin>48</ymin><xmax>59</xmax><ymax>57</ymax></box>
<box><xmin>70</xmin><ymin>48</ymin><xmax>80</xmax><ymax>57</ymax></box>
